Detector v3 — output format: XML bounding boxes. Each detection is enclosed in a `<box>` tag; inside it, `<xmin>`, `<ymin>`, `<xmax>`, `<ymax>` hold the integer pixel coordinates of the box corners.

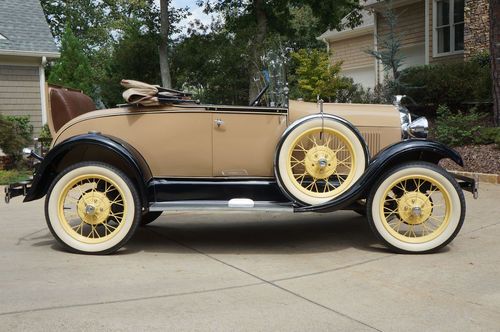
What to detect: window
<box><xmin>434</xmin><ymin>0</ymin><xmax>464</xmax><ymax>55</ymax></box>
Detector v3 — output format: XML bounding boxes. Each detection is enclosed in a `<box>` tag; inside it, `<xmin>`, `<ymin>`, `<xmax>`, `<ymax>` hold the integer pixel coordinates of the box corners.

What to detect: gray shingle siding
<box><xmin>0</xmin><ymin>64</ymin><xmax>42</xmax><ymax>133</ymax></box>
<box><xmin>0</xmin><ymin>0</ymin><xmax>58</xmax><ymax>54</ymax></box>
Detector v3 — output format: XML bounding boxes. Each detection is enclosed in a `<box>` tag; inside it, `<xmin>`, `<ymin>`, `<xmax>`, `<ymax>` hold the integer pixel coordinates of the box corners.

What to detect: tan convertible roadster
<box><xmin>6</xmin><ymin>80</ymin><xmax>477</xmax><ymax>254</ymax></box>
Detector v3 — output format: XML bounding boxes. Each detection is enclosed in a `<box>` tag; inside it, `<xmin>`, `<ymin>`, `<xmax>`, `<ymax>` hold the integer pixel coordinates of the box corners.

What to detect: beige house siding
<box><xmin>0</xmin><ymin>64</ymin><xmax>42</xmax><ymax>133</ymax></box>
<box><xmin>322</xmin><ymin>0</ymin><xmax>490</xmax><ymax>87</ymax></box>
<box><xmin>329</xmin><ymin>34</ymin><xmax>374</xmax><ymax>70</ymax></box>
<box><xmin>377</xmin><ymin>1</ymin><xmax>426</xmax><ymax>47</ymax></box>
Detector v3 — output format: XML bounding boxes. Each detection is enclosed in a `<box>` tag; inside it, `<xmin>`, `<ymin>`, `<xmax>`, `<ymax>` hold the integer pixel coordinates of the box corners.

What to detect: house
<box><xmin>318</xmin><ymin>0</ymin><xmax>490</xmax><ymax>89</ymax></box>
<box><xmin>0</xmin><ymin>0</ymin><xmax>59</xmax><ymax>135</ymax></box>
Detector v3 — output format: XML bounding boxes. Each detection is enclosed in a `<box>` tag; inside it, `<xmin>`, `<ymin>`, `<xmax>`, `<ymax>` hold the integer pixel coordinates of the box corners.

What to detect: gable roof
<box><xmin>0</xmin><ymin>0</ymin><xmax>59</xmax><ymax>58</ymax></box>
<box><xmin>318</xmin><ymin>10</ymin><xmax>374</xmax><ymax>42</ymax></box>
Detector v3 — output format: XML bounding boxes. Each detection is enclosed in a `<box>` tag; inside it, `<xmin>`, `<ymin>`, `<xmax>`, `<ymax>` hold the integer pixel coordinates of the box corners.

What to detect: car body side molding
<box><xmin>24</xmin><ymin>133</ymin><xmax>152</xmax><ymax>207</ymax></box>
<box><xmin>295</xmin><ymin>139</ymin><xmax>464</xmax><ymax>213</ymax></box>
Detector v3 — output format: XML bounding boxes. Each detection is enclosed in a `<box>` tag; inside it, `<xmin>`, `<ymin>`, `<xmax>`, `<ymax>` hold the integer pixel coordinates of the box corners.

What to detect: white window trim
<box><xmin>432</xmin><ymin>0</ymin><xmax>465</xmax><ymax>58</ymax></box>
<box><xmin>0</xmin><ymin>33</ymin><xmax>7</xmax><ymax>40</ymax></box>
<box><xmin>425</xmin><ymin>0</ymin><xmax>430</xmax><ymax>64</ymax></box>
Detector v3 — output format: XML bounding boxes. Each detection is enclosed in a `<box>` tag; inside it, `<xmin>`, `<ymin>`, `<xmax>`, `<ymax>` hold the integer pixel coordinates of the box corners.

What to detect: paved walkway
<box><xmin>0</xmin><ymin>184</ymin><xmax>499</xmax><ymax>331</ymax></box>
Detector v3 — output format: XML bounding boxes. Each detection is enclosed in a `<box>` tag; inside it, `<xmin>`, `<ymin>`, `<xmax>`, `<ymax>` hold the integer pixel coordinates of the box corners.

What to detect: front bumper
<box><xmin>4</xmin><ymin>180</ymin><xmax>32</xmax><ymax>204</ymax></box>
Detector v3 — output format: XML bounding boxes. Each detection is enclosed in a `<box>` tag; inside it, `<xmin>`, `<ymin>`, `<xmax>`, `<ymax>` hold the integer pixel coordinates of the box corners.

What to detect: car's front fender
<box><xmin>24</xmin><ymin>133</ymin><xmax>152</xmax><ymax>208</ymax></box>
<box><xmin>295</xmin><ymin>139</ymin><xmax>463</xmax><ymax>212</ymax></box>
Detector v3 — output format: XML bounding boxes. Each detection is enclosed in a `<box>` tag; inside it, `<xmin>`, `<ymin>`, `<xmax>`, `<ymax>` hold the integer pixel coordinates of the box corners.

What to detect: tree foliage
<box><xmin>291</xmin><ymin>49</ymin><xmax>351</xmax><ymax>102</ymax></box>
<box><xmin>172</xmin><ymin>27</ymin><xmax>249</xmax><ymax>104</ymax></box>
<box><xmin>41</xmin><ymin>0</ymin><xmax>162</xmax><ymax>50</ymax></box>
<box><xmin>100</xmin><ymin>25</ymin><xmax>162</xmax><ymax>107</ymax></box>
<box><xmin>40</xmin><ymin>1</ymin><xmax>365</xmax><ymax>106</ymax></box>
<box><xmin>197</xmin><ymin>0</ymin><xmax>362</xmax><ymax>101</ymax></box>
<box><xmin>48</xmin><ymin>27</ymin><xmax>95</xmax><ymax>96</ymax></box>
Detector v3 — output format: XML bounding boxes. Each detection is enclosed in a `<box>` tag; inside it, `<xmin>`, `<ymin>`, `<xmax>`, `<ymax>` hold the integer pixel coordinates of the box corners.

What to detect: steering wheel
<box><xmin>249</xmin><ymin>84</ymin><xmax>269</xmax><ymax>106</ymax></box>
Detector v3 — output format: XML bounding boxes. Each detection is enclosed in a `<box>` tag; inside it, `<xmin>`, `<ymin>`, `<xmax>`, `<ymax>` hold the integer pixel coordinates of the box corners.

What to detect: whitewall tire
<box><xmin>45</xmin><ymin>162</ymin><xmax>141</xmax><ymax>254</ymax></box>
<box><xmin>276</xmin><ymin>117</ymin><xmax>367</xmax><ymax>205</ymax></box>
<box><xmin>367</xmin><ymin>162</ymin><xmax>465</xmax><ymax>253</ymax></box>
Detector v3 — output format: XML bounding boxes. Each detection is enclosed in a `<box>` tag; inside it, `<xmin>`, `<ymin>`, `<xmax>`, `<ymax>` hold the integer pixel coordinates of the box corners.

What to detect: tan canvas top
<box><xmin>121</xmin><ymin>79</ymin><xmax>193</xmax><ymax>106</ymax></box>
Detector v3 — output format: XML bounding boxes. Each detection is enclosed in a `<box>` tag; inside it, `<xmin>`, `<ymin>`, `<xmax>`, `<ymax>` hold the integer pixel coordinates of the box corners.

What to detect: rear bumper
<box><xmin>453</xmin><ymin>173</ymin><xmax>479</xmax><ymax>199</ymax></box>
<box><xmin>4</xmin><ymin>180</ymin><xmax>32</xmax><ymax>204</ymax></box>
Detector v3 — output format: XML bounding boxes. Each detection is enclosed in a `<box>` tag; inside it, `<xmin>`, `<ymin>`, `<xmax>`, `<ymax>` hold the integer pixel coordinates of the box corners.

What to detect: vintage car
<box><xmin>5</xmin><ymin>80</ymin><xmax>478</xmax><ymax>255</ymax></box>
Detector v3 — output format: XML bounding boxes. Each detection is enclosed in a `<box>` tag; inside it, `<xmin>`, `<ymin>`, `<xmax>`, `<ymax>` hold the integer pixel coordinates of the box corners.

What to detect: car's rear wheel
<box><xmin>45</xmin><ymin>162</ymin><xmax>141</xmax><ymax>254</ymax></box>
<box><xmin>367</xmin><ymin>162</ymin><xmax>465</xmax><ymax>253</ymax></box>
<box><xmin>275</xmin><ymin>117</ymin><xmax>366</xmax><ymax>205</ymax></box>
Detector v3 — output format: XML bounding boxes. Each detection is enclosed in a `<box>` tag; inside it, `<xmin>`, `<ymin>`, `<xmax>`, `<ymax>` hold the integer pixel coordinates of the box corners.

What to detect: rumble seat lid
<box><xmin>47</xmin><ymin>85</ymin><xmax>96</xmax><ymax>135</ymax></box>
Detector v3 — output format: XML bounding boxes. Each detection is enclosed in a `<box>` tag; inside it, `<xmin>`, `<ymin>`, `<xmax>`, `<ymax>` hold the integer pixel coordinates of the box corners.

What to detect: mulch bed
<box><xmin>439</xmin><ymin>144</ymin><xmax>500</xmax><ymax>175</ymax></box>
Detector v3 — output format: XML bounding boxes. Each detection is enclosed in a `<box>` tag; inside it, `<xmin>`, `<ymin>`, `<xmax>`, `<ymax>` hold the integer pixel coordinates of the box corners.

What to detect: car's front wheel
<box><xmin>45</xmin><ymin>162</ymin><xmax>141</xmax><ymax>254</ymax></box>
<box><xmin>275</xmin><ymin>117</ymin><xmax>366</xmax><ymax>206</ymax></box>
<box><xmin>367</xmin><ymin>162</ymin><xmax>465</xmax><ymax>253</ymax></box>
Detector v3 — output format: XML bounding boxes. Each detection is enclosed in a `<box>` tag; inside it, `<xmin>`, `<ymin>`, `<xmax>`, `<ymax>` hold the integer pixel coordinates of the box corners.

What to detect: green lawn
<box><xmin>0</xmin><ymin>170</ymin><xmax>32</xmax><ymax>185</ymax></box>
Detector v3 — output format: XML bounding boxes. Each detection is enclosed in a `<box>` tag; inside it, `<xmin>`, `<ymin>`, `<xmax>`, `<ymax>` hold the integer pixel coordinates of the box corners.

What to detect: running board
<box><xmin>149</xmin><ymin>199</ymin><xmax>294</xmax><ymax>212</ymax></box>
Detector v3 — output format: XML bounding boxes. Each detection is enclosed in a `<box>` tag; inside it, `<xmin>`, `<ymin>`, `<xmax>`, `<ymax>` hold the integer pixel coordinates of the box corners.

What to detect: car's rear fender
<box><xmin>24</xmin><ymin>133</ymin><xmax>152</xmax><ymax>209</ymax></box>
<box><xmin>296</xmin><ymin>139</ymin><xmax>464</xmax><ymax>212</ymax></box>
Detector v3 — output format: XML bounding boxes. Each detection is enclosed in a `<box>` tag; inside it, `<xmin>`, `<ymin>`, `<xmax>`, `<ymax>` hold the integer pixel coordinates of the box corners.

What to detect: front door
<box><xmin>212</xmin><ymin>111</ymin><xmax>287</xmax><ymax>177</ymax></box>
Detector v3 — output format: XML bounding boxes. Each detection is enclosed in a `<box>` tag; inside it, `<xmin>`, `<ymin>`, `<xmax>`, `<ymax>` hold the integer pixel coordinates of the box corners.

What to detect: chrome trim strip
<box><xmin>149</xmin><ymin>200</ymin><xmax>294</xmax><ymax>212</ymax></box>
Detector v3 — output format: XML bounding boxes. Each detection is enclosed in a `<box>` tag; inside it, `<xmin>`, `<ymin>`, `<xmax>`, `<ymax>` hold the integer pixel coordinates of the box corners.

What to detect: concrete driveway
<box><xmin>0</xmin><ymin>184</ymin><xmax>499</xmax><ymax>331</ymax></box>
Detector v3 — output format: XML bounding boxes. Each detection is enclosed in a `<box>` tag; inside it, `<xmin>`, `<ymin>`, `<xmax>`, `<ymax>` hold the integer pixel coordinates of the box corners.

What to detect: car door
<box><xmin>212</xmin><ymin>109</ymin><xmax>287</xmax><ymax>177</ymax></box>
<box><xmin>151</xmin><ymin>111</ymin><xmax>213</xmax><ymax>177</ymax></box>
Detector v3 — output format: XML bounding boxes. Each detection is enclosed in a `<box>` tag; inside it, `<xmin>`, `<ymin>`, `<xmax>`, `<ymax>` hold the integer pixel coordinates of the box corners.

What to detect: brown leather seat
<box><xmin>48</xmin><ymin>87</ymin><xmax>96</xmax><ymax>133</ymax></box>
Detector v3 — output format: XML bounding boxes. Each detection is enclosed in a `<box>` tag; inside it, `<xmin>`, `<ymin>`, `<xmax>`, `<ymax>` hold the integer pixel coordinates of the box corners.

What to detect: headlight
<box><xmin>395</xmin><ymin>95</ymin><xmax>428</xmax><ymax>139</ymax></box>
<box><xmin>399</xmin><ymin>106</ymin><xmax>412</xmax><ymax>139</ymax></box>
<box><xmin>408</xmin><ymin>117</ymin><xmax>429</xmax><ymax>139</ymax></box>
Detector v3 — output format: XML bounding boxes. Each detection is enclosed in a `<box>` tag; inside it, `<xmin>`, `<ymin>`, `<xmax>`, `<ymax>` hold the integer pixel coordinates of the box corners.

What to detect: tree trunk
<box><xmin>248</xmin><ymin>0</ymin><xmax>268</xmax><ymax>104</ymax></box>
<box><xmin>491</xmin><ymin>0</ymin><xmax>500</xmax><ymax>126</ymax></box>
<box><xmin>159</xmin><ymin>0</ymin><xmax>172</xmax><ymax>88</ymax></box>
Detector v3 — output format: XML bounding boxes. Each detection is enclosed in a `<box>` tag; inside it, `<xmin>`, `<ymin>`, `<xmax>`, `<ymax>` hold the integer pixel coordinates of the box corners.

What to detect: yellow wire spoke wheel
<box><xmin>380</xmin><ymin>175</ymin><xmax>450</xmax><ymax>243</ymax></box>
<box><xmin>368</xmin><ymin>162</ymin><xmax>465</xmax><ymax>253</ymax></box>
<box><xmin>277</xmin><ymin>117</ymin><xmax>366</xmax><ymax>206</ymax></box>
<box><xmin>58</xmin><ymin>174</ymin><xmax>127</xmax><ymax>244</ymax></box>
<box><xmin>287</xmin><ymin>127</ymin><xmax>356</xmax><ymax>198</ymax></box>
<box><xmin>46</xmin><ymin>163</ymin><xmax>140</xmax><ymax>254</ymax></box>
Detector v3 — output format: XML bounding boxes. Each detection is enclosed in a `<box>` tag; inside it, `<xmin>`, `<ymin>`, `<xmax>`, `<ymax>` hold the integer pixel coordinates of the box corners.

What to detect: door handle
<box><xmin>215</xmin><ymin>119</ymin><xmax>224</xmax><ymax>127</ymax></box>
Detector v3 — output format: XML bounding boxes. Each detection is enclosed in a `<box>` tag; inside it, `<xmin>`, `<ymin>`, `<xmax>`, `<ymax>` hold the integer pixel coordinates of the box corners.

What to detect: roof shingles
<box><xmin>0</xmin><ymin>0</ymin><xmax>58</xmax><ymax>55</ymax></box>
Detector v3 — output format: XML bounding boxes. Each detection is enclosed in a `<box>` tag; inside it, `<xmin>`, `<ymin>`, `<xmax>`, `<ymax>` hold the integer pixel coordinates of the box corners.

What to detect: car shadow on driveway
<box><xmin>28</xmin><ymin>211</ymin><xmax>395</xmax><ymax>255</ymax></box>
<box><xmin>126</xmin><ymin>211</ymin><xmax>388</xmax><ymax>255</ymax></box>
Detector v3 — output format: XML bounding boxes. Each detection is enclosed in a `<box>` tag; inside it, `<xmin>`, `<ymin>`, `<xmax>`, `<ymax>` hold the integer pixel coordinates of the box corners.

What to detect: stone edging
<box><xmin>448</xmin><ymin>170</ymin><xmax>500</xmax><ymax>185</ymax></box>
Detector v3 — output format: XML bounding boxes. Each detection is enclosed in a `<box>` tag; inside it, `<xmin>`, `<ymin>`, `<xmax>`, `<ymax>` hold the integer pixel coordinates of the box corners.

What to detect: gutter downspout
<box><xmin>321</xmin><ymin>38</ymin><xmax>330</xmax><ymax>55</ymax></box>
<box><xmin>39</xmin><ymin>56</ymin><xmax>48</xmax><ymax>126</ymax></box>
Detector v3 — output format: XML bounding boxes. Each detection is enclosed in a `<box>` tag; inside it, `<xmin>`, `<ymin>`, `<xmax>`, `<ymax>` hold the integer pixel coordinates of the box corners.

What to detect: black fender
<box><xmin>274</xmin><ymin>113</ymin><xmax>370</xmax><ymax>205</ymax></box>
<box><xmin>24</xmin><ymin>133</ymin><xmax>152</xmax><ymax>208</ymax></box>
<box><xmin>295</xmin><ymin>139</ymin><xmax>463</xmax><ymax>212</ymax></box>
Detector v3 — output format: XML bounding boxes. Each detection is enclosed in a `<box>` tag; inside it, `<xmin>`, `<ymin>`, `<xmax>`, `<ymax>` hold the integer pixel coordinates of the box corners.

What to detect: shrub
<box><xmin>470</xmin><ymin>50</ymin><xmax>490</xmax><ymax>68</ymax></box>
<box><xmin>0</xmin><ymin>115</ymin><xmax>32</xmax><ymax>168</ymax></box>
<box><xmin>6</xmin><ymin>115</ymin><xmax>33</xmax><ymax>142</ymax></box>
<box><xmin>399</xmin><ymin>60</ymin><xmax>491</xmax><ymax>115</ymax></box>
<box><xmin>38</xmin><ymin>123</ymin><xmax>53</xmax><ymax>150</ymax></box>
<box><xmin>475</xmin><ymin>127</ymin><xmax>500</xmax><ymax>148</ymax></box>
<box><xmin>434</xmin><ymin>105</ymin><xmax>488</xmax><ymax>146</ymax></box>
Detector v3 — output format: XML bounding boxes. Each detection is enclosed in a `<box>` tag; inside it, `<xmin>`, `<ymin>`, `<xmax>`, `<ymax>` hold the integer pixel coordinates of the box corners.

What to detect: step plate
<box><xmin>149</xmin><ymin>200</ymin><xmax>294</xmax><ymax>213</ymax></box>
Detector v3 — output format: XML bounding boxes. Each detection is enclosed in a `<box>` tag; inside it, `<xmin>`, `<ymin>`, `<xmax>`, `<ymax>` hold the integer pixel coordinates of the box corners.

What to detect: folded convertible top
<box><xmin>121</xmin><ymin>79</ymin><xmax>195</xmax><ymax>106</ymax></box>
